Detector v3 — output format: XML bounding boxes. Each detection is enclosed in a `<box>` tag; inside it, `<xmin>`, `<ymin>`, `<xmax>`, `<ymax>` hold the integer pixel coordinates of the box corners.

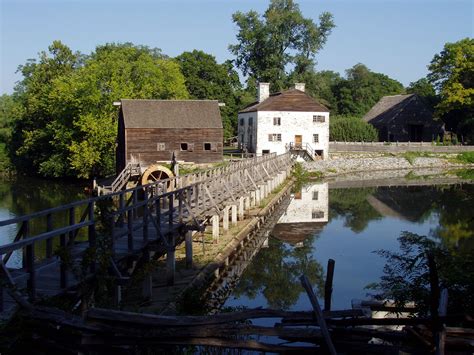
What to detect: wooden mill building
<box><xmin>116</xmin><ymin>99</ymin><xmax>223</xmax><ymax>173</ymax></box>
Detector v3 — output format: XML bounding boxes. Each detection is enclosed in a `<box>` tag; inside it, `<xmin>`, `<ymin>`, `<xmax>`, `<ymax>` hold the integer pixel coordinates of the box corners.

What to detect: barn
<box><xmin>363</xmin><ymin>94</ymin><xmax>443</xmax><ymax>142</ymax></box>
<box><xmin>116</xmin><ymin>99</ymin><xmax>223</xmax><ymax>174</ymax></box>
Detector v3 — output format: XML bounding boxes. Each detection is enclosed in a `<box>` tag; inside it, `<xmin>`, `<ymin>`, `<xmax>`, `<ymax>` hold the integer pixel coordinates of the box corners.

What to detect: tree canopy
<box><xmin>11</xmin><ymin>42</ymin><xmax>188</xmax><ymax>178</ymax></box>
<box><xmin>334</xmin><ymin>63</ymin><xmax>405</xmax><ymax>116</ymax></box>
<box><xmin>428</xmin><ymin>38</ymin><xmax>474</xmax><ymax>142</ymax></box>
<box><xmin>229</xmin><ymin>0</ymin><xmax>335</xmax><ymax>90</ymax></box>
<box><xmin>176</xmin><ymin>50</ymin><xmax>245</xmax><ymax>139</ymax></box>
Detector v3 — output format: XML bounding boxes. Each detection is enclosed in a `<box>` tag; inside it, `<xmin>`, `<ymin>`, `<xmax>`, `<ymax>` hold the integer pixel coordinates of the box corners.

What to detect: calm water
<box><xmin>224</xmin><ymin>181</ymin><xmax>474</xmax><ymax>311</ymax></box>
<box><xmin>0</xmin><ymin>176</ymin><xmax>86</xmax><ymax>267</ymax></box>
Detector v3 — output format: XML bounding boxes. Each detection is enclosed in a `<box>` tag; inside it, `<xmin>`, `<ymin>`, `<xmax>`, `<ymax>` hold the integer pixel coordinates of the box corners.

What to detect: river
<box><xmin>223</xmin><ymin>179</ymin><xmax>474</xmax><ymax>312</ymax></box>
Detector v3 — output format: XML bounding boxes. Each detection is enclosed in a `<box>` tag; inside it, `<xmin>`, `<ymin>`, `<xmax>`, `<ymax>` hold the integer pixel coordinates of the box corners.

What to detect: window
<box><xmin>262</xmin><ymin>149</ymin><xmax>270</xmax><ymax>155</ymax></box>
<box><xmin>268</xmin><ymin>134</ymin><xmax>282</xmax><ymax>142</ymax></box>
<box><xmin>313</xmin><ymin>115</ymin><xmax>325</xmax><ymax>123</ymax></box>
<box><xmin>204</xmin><ymin>143</ymin><xmax>212</xmax><ymax>151</ymax></box>
<box><xmin>273</xmin><ymin>117</ymin><xmax>281</xmax><ymax>126</ymax></box>
<box><xmin>312</xmin><ymin>210</ymin><xmax>325</xmax><ymax>219</ymax></box>
<box><xmin>180</xmin><ymin>143</ymin><xmax>188</xmax><ymax>151</ymax></box>
<box><xmin>313</xmin><ymin>134</ymin><xmax>319</xmax><ymax>143</ymax></box>
<box><xmin>240</xmin><ymin>118</ymin><xmax>244</xmax><ymax>126</ymax></box>
<box><xmin>157</xmin><ymin>143</ymin><xmax>166</xmax><ymax>151</ymax></box>
<box><xmin>312</xmin><ymin>191</ymin><xmax>319</xmax><ymax>200</ymax></box>
<box><xmin>249</xmin><ymin>117</ymin><xmax>253</xmax><ymax>126</ymax></box>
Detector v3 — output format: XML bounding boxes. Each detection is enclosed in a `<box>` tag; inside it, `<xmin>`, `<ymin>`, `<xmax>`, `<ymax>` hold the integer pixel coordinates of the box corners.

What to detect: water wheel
<box><xmin>140</xmin><ymin>165</ymin><xmax>174</xmax><ymax>191</ymax></box>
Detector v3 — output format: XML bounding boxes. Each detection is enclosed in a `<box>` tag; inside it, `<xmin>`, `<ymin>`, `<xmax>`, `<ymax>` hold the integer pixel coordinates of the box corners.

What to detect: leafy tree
<box><xmin>176</xmin><ymin>50</ymin><xmax>243</xmax><ymax>138</ymax></box>
<box><xmin>0</xmin><ymin>94</ymin><xmax>22</xmax><ymax>171</ymax></box>
<box><xmin>10</xmin><ymin>41</ymin><xmax>81</xmax><ymax>174</ymax></box>
<box><xmin>289</xmin><ymin>69</ymin><xmax>341</xmax><ymax>111</ymax></box>
<box><xmin>11</xmin><ymin>42</ymin><xmax>188</xmax><ymax>178</ymax></box>
<box><xmin>428</xmin><ymin>38</ymin><xmax>474</xmax><ymax>142</ymax></box>
<box><xmin>334</xmin><ymin>63</ymin><xmax>405</xmax><ymax>116</ymax></box>
<box><xmin>329</xmin><ymin>115</ymin><xmax>378</xmax><ymax>142</ymax></box>
<box><xmin>407</xmin><ymin>78</ymin><xmax>436</xmax><ymax>102</ymax></box>
<box><xmin>229</xmin><ymin>0</ymin><xmax>335</xmax><ymax>90</ymax></box>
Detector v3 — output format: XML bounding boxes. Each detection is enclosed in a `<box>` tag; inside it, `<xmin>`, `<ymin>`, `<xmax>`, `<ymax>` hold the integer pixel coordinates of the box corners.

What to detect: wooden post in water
<box><xmin>300</xmin><ymin>275</ymin><xmax>337</xmax><ymax>355</ymax></box>
<box><xmin>212</xmin><ymin>215</ymin><xmax>219</xmax><ymax>243</ymax></box>
<box><xmin>223</xmin><ymin>207</ymin><xmax>229</xmax><ymax>231</ymax></box>
<box><xmin>324</xmin><ymin>259</ymin><xmax>335</xmax><ymax>311</ymax></box>
<box><xmin>185</xmin><ymin>231</ymin><xmax>193</xmax><ymax>269</ymax></box>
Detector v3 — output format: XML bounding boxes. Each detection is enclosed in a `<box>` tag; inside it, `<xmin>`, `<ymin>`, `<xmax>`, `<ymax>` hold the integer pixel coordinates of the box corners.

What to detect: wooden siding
<box><xmin>125</xmin><ymin>128</ymin><xmax>223</xmax><ymax>167</ymax></box>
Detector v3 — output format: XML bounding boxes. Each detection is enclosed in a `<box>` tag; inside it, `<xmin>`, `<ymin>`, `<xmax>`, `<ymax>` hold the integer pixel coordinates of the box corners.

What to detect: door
<box><xmin>295</xmin><ymin>135</ymin><xmax>302</xmax><ymax>149</ymax></box>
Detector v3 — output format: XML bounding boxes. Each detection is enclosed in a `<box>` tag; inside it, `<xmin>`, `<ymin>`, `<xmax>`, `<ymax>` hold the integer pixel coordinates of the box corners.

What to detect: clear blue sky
<box><xmin>1</xmin><ymin>0</ymin><xmax>472</xmax><ymax>94</ymax></box>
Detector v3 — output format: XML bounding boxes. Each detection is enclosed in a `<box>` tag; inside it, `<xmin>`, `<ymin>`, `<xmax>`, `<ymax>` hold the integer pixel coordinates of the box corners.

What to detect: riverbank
<box><xmin>304</xmin><ymin>152</ymin><xmax>474</xmax><ymax>178</ymax></box>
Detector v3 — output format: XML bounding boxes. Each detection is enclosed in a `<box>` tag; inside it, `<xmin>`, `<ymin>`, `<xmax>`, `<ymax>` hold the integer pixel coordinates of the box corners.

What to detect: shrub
<box><xmin>330</xmin><ymin>115</ymin><xmax>378</xmax><ymax>142</ymax></box>
<box><xmin>456</xmin><ymin>151</ymin><xmax>474</xmax><ymax>164</ymax></box>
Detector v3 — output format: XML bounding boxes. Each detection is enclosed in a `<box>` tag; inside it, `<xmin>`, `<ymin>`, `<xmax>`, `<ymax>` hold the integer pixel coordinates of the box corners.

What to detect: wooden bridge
<box><xmin>0</xmin><ymin>153</ymin><xmax>292</xmax><ymax>319</ymax></box>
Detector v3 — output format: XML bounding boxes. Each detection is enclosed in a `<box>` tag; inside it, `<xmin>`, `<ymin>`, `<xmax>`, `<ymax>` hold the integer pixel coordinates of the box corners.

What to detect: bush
<box><xmin>330</xmin><ymin>115</ymin><xmax>378</xmax><ymax>142</ymax></box>
<box><xmin>456</xmin><ymin>151</ymin><xmax>474</xmax><ymax>164</ymax></box>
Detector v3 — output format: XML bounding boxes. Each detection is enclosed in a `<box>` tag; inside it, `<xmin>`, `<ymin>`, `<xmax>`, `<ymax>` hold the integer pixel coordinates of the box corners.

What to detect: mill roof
<box><xmin>363</xmin><ymin>94</ymin><xmax>432</xmax><ymax>124</ymax></box>
<box><xmin>121</xmin><ymin>99</ymin><xmax>223</xmax><ymax>129</ymax></box>
<box><xmin>239</xmin><ymin>88</ymin><xmax>328</xmax><ymax>113</ymax></box>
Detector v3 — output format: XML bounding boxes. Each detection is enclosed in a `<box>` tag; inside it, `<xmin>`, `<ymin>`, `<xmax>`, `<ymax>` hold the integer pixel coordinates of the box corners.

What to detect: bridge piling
<box><xmin>223</xmin><ymin>207</ymin><xmax>230</xmax><ymax>231</ymax></box>
<box><xmin>212</xmin><ymin>215</ymin><xmax>219</xmax><ymax>243</ymax></box>
<box><xmin>185</xmin><ymin>231</ymin><xmax>193</xmax><ymax>269</ymax></box>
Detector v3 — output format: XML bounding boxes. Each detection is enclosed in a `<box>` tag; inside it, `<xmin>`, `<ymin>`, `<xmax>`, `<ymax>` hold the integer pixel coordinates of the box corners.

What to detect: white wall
<box><xmin>237</xmin><ymin>112</ymin><xmax>258</xmax><ymax>153</ymax></box>
<box><xmin>278</xmin><ymin>182</ymin><xmax>329</xmax><ymax>224</ymax></box>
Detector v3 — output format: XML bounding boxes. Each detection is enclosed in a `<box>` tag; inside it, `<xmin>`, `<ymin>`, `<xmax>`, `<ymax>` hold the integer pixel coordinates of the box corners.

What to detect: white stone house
<box><xmin>238</xmin><ymin>83</ymin><xmax>330</xmax><ymax>160</ymax></box>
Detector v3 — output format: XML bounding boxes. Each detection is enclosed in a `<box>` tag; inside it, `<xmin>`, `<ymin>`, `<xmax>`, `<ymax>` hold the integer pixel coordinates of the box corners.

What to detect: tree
<box><xmin>229</xmin><ymin>0</ymin><xmax>335</xmax><ymax>90</ymax></box>
<box><xmin>176</xmin><ymin>50</ymin><xmax>243</xmax><ymax>138</ymax></box>
<box><xmin>0</xmin><ymin>94</ymin><xmax>22</xmax><ymax>171</ymax></box>
<box><xmin>11</xmin><ymin>42</ymin><xmax>189</xmax><ymax>178</ymax></box>
<box><xmin>407</xmin><ymin>78</ymin><xmax>436</xmax><ymax>100</ymax></box>
<box><xmin>334</xmin><ymin>64</ymin><xmax>405</xmax><ymax>116</ymax></box>
<box><xmin>10</xmin><ymin>41</ymin><xmax>80</xmax><ymax>174</ymax></box>
<box><xmin>428</xmin><ymin>38</ymin><xmax>474</xmax><ymax>142</ymax></box>
<box><xmin>330</xmin><ymin>115</ymin><xmax>378</xmax><ymax>142</ymax></box>
<box><xmin>289</xmin><ymin>69</ymin><xmax>342</xmax><ymax>111</ymax></box>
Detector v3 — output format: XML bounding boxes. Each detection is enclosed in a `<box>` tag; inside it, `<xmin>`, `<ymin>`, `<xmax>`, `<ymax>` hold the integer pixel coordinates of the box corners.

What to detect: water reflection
<box><xmin>226</xmin><ymin>179</ymin><xmax>474</xmax><ymax>311</ymax></box>
<box><xmin>0</xmin><ymin>177</ymin><xmax>86</xmax><ymax>267</ymax></box>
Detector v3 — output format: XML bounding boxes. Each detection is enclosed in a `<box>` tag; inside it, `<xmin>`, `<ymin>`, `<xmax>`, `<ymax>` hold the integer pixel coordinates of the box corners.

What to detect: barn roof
<box><xmin>239</xmin><ymin>88</ymin><xmax>328</xmax><ymax>113</ymax></box>
<box><xmin>363</xmin><ymin>94</ymin><xmax>431</xmax><ymax>125</ymax></box>
<box><xmin>121</xmin><ymin>99</ymin><xmax>223</xmax><ymax>129</ymax></box>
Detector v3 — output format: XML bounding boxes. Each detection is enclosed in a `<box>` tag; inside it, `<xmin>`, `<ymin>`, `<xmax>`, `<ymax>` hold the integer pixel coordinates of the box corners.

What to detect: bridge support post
<box><xmin>185</xmin><ymin>231</ymin><xmax>193</xmax><ymax>269</ymax></box>
<box><xmin>212</xmin><ymin>215</ymin><xmax>219</xmax><ymax>243</ymax></box>
<box><xmin>114</xmin><ymin>285</ymin><xmax>122</xmax><ymax>307</ymax></box>
<box><xmin>223</xmin><ymin>206</ymin><xmax>230</xmax><ymax>231</ymax></box>
<box><xmin>254</xmin><ymin>189</ymin><xmax>260</xmax><ymax>206</ymax></box>
<box><xmin>142</xmin><ymin>247</ymin><xmax>153</xmax><ymax>299</ymax></box>
<box><xmin>245</xmin><ymin>195</ymin><xmax>250</xmax><ymax>210</ymax></box>
<box><xmin>238</xmin><ymin>197</ymin><xmax>244</xmax><ymax>220</ymax></box>
<box><xmin>166</xmin><ymin>235</ymin><xmax>176</xmax><ymax>286</ymax></box>
<box><xmin>231</xmin><ymin>205</ymin><xmax>237</xmax><ymax>226</ymax></box>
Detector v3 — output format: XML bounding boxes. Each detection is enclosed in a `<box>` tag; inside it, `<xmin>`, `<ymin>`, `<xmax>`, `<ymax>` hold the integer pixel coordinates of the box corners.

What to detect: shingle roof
<box><xmin>363</xmin><ymin>94</ymin><xmax>417</xmax><ymax>124</ymax></box>
<box><xmin>239</xmin><ymin>88</ymin><xmax>328</xmax><ymax>113</ymax></box>
<box><xmin>121</xmin><ymin>99</ymin><xmax>223</xmax><ymax>129</ymax></box>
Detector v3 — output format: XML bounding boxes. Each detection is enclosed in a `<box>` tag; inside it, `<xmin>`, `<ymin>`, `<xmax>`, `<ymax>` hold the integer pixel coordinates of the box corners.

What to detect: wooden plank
<box><xmin>300</xmin><ymin>275</ymin><xmax>336</xmax><ymax>355</ymax></box>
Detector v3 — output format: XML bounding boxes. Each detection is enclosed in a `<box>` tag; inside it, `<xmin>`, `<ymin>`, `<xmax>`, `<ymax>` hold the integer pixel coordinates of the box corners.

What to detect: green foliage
<box><xmin>402</xmin><ymin>151</ymin><xmax>431</xmax><ymax>165</ymax></box>
<box><xmin>334</xmin><ymin>64</ymin><xmax>405</xmax><ymax>116</ymax></box>
<box><xmin>428</xmin><ymin>38</ymin><xmax>474</xmax><ymax>143</ymax></box>
<box><xmin>455</xmin><ymin>151</ymin><xmax>474</xmax><ymax>164</ymax></box>
<box><xmin>406</xmin><ymin>78</ymin><xmax>437</xmax><ymax>106</ymax></box>
<box><xmin>11</xmin><ymin>42</ymin><xmax>188</xmax><ymax>178</ymax></box>
<box><xmin>368</xmin><ymin>232</ymin><xmax>474</xmax><ymax>316</ymax></box>
<box><xmin>329</xmin><ymin>115</ymin><xmax>378</xmax><ymax>142</ymax></box>
<box><xmin>176</xmin><ymin>50</ymin><xmax>244</xmax><ymax>139</ymax></box>
<box><xmin>229</xmin><ymin>0</ymin><xmax>335</xmax><ymax>90</ymax></box>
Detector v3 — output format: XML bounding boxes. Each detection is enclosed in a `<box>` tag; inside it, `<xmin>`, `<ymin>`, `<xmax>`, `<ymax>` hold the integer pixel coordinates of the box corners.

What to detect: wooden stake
<box><xmin>300</xmin><ymin>275</ymin><xmax>337</xmax><ymax>355</ymax></box>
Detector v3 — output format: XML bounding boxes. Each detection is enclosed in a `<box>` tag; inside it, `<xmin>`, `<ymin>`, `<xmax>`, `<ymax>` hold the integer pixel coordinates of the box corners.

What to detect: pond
<box><xmin>0</xmin><ymin>176</ymin><xmax>87</xmax><ymax>267</ymax></box>
<box><xmin>223</xmin><ymin>180</ymin><xmax>474</xmax><ymax>312</ymax></box>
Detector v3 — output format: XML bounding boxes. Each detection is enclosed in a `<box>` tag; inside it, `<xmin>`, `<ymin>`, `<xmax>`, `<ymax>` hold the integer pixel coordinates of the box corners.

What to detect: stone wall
<box><xmin>330</xmin><ymin>142</ymin><xmax>474</xmax><ymax>153</ymax></box>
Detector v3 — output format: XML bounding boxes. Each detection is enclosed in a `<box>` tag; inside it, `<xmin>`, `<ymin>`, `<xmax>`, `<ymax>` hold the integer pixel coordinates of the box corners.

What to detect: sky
<box><xmin>1</xmin><ymin>0</ymin><xmax>473</xmax><ymax>95</ymax></box>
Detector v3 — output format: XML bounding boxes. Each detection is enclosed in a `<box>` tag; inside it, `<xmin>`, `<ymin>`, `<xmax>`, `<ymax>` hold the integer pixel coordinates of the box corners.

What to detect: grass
<box><xmin>455</xmin><ymin>151</ymin><xmax>474</xmax><ymax>164</ymax></box>
<box><xmin>402</xmin><ymin>151</ymin><xmax>432</xmax><ymax>165</ymax></box>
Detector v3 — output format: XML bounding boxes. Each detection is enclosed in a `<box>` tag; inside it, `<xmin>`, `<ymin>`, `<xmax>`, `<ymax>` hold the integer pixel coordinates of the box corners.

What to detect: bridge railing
<box><xmin>0</xmin><ymin>152</ymin><xmax>293</xmax><ymax>311</ymax></box>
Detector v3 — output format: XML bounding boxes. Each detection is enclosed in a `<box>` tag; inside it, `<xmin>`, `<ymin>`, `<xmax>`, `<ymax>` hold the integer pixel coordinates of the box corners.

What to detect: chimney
<box><xmin>257</xmin><ymin>82</ymin><xmax>270</xmax><ymax>102</ymax></box>
<box><xmin>294</xmin><ymin>83</ymin><xmax>305</xmax><ymax>92</ymax></box>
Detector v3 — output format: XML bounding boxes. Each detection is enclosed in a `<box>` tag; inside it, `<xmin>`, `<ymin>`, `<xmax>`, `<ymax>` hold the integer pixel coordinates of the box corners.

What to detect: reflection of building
<box><xmin>272</xmin><ymin>182</ymin><xmax>329</xmax><ymax>246</ymax></box>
